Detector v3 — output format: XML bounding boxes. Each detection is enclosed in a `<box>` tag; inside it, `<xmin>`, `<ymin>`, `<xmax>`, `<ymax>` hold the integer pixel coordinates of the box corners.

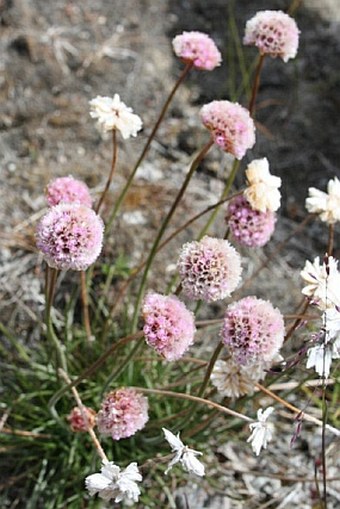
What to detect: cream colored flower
<box><xmin>89</xmin><ymin>94</ymin><xmax>143</xmax><ymax>139</ymax></box>
<box><xmin>244</xmin><ymin>158</ymin><xmax>281</xmax><ymax>212</ymax></box>
<box><xmin>300</xmin><ymin>256</ymin><xmax>340</xmax><ymax>310</ymax></box>
<box><xmin>211</xmin><ymin>358</ymin><xmax>265</xmax><ymax>399</ymax></box>
<box><xmin>306</xmin><ymin>177</ymin><xmax>340</xmax><ymax>224</ymax></box>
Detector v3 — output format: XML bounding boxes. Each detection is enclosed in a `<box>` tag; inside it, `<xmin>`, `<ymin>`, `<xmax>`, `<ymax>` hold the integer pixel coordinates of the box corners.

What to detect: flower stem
<box><xmin>327</xmin><ymin>223</ymin><xmax>334</xmax><ymax>256</ymax></box>
<box><xmin>198</xmin><ymin>158</ymin><xmax>240</xmax><ymax>239</ymax></box>
<box><xmin>80</xmin><ymin>270</ymin><xmax>93</xmax><ymax>342</ymax></box>
<box><xmin>249</xmin><ymin>54</ymin><xmax>265</xmax><ymax>117</ymax></box>
<box><xmin>197</xmin><ymin>342</ymin><xmax>224</xmax><ymax>397</ymax></box>
<box><xmin>284</xmin><ymin>299</ymin><xmax>310</xmax><ymax>343</ymax></box>
<box><xmin>255</xmin><ymin>382</ymin><xmax>340</xmax><ymax>437</ymax></box>
<box><xmin>105</xmin><ymin>62</ymin><xmax>193</xmax><ymax>232</ymax></box>
<box><xmin>132</xmin><ymin>386</ymin><xmax>253</xmax><ymax>423</ymax></box>
<box><xmin>95</xmin><ymin>129</ymin><xmax>118</xmax><ymax>214</ymax></box>
<box><xmin>130</xmin><ymin>138</ymin><xmax>214</xmax><ymax>332</ymax></box>
<box><xmin>288</xmin><ymin>0</ymin><xmax>303</xmax><ymax>15</ymax></box>
<box><xmin>58</xmin><ymin>369</ymin><xmax>108</xmax><ymax>463</ymax></box>
<box><xmin>45</xmin><ymin>267</ymin><xmax>67</xmax><ymax>372</ymax></box>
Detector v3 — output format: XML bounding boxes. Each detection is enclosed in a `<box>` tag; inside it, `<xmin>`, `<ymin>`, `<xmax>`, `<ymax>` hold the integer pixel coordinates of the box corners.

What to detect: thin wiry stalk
<box><xmin>95</xmin><ymin>129</ymin><xmax>118</xmax><ymax>214</ymax></box>
<box><xmin>249</xmin><ymin>54</ymin><xmax>265</xmax><ymax>116</ymax></box>
<box><xmin>130</xmin><ymin>138</ymin><xmax>214</xmax><ymax>332</ymax></box>
<box><xmin>105</xmin><ymin>62</ymin><xmax>193</xmax><ymax>232</ymax></box>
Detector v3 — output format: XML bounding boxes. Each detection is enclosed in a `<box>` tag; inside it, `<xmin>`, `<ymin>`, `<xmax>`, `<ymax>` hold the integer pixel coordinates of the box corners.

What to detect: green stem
<box><xmin>198</xmin><ymin>158</ymin><xmax>240</xmax><ymax>239</ymax></box>
<box><xmin>101</xmin><ymin>338</ymin><xmax>144</xmax><ymax>394</ymax></box>
<box><xmin>105</xmin><ymin>62</ymin><xmax>193</xmax><ymax>232</ymax></box>
<box><xmin>178</xmin><ymin>342</ymin><xmax>224</xmax><ymax>430</ymax></box>
<box><xmin>131</xmin><ymin>138</ymin><xmax>214</xmax><ymax>332</ymax></box>
<box><xmin>198</xmin><ymin>342</ymin><xmax>224</xmax><ymax>397</ymax></box>
<box><xmin>45</xmin><ymin>267</ymin><xmax>67</xmax><ymax>372</ymax></box>
<box><xmin>80</xmin><ymin>270</ymin><xmax>93</xmax><ymax>342</ymax></box>
<box><xmin>95</xmin><ymin>129</ymin><xmax>118</xmax><ymax>214</ymax></box>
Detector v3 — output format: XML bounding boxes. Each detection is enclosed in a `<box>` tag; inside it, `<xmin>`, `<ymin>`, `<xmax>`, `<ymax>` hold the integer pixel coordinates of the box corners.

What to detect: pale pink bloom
<box><xmin>300</xmin><ymin>256</ymin><xmax>340</xmax><ymax>310</ymax></box>
<box><xmin>177</xmin><ymin>236</ymin><xmax>242</xmax><ymax>302</ymax></box>
<box><xmin>211</xmin><ymin>358</ymin><xmax>266</xmax><ymax>399</ymax></box>
<box><xmin>89</xmin><ymin>94</ymin><xmax>142</xmax><ymax>139</ymax></box>
<box><xmin>226</xmin><ymin>194</ymin><xmax>276</xmax><ymax>247</ymax></box>
<box><xmin>200</xmin><ymin>100</ymin><xmax>255</xmax><ymax>159</ymax></box>
<box><xmin>244</xmin><ymin>158</ymin><xmax>281</xmax><ymax>212</ymax></box>
<box><xmin>96</xmin><ymin>388</ymin><xmax>149</xmax><ymax>441</ymax></box>
<box><xmin>305</xmin><ymin>177</ymin><xmax>340</xmax><ymax>224</ymax></box>
<box><xmin>85</xmin><ymin>461</ymin><xmax>142</xmax><ymax>503</ymax></box>
<box><xmin>142</xmin><ymin>293</ymin><xmax>196</xmax><ymax>361</ymax></box>
<box><xmin>67</xmin><ymin>406</ymin><xmax>96</xmax><ymax>432</ymax></box>
<box><xmin>45</xmin><ymin>176</ymin><xmax>92</xmax><ymax>207</ymax></box>
<box><xmin>172</xmin><ymin>31</ymin><xmax>222</xmax><ymax>70</ymax></box>
<box><xmin>247</xmin><ymin>407</ymin><xmax>275</xmax><ymax>456</ymax></box>
<box><xmin>244</xmin><ymin>10</ymin><xmax>300</xmax><ymax>62</ymax></box>
<box><xmin>162</xmin><ymin>428</ymin><xmax>205</xmax><ymax>476</ymax></box>
<box><xmin>221</xmin><ymin>296</ymin><xmax>285</xmax><ymax>366</ymax></box>
<box><xmin>36</xmin><ymin>203</ymin><xmax>104</xmax><ymax>271</ymax></box>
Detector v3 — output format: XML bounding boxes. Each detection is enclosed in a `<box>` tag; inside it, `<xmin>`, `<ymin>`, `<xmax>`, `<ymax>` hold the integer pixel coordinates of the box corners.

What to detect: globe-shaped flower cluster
<box><xmin>45</xmin><ymin>176</ymin><xmax>93</xmax><ymax>207</ymax></box>
<box><xmin>142</xmin><ymin>292</ymin><xmax>196</xmax><ymax>361</ymax></box>
<box><xmin>96</xmin><ymin>389</ymin><xmax>149</xmax><ymax>441</ymax></box>
<box><xmin>226</xmin><ymin>194</ymin><xmax>276</xmax><ymax>247</ymax></box>
<box><xmin>177</xmin><ymin>236</ymin><xmax>242</xmax><ymax>302</ymax></box>
<box><xmin>200</xmin><ymin>100</ymin><xmax>255</xmax><ymax>159</ymax></box>
<box><xmin>36</xmin><ymin>203</ymin><xmax>104</xmax><ymax>271</ymax></box>
<box><xmin>221</xmin><ymin>296</ymin><xmax>285</xmax><ymax>366</ymax></box>
<box><xmin>172</xmin><ymin>31</ymin><xmax>222</xmax><ymax>71</ymax></box>
<box><xmin>243</xmin><ymin>10</ymin><xmax>300</xmax><ymax>62</ymax></box>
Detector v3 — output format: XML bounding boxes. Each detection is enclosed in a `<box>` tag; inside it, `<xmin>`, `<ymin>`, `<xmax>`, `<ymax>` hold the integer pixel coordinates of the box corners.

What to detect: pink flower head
<box><xmin>172</xmin><ymin>31</ymin><xmax>222</xmax><ymax>71</ymax></box>
<box><xmin>96</xmin><ymin>389</ymin><xmax>149</xmax><ymax>441</ymax></box>
<box><xmin>221</xmin><ymin>296</ymin><xmax>285</xmax><ymax>366</ymax></box>
<box><xmin>142</xmin><ymin>292</ymin><xmax>196</xmax><ymax>361</ymax></box>
<box><xmin>177</xmin><ymin>236</ymin><xmax>242</xmax><ymax>302</ymax></box>
<box><xmin>200</xmin><ymin>100</ymin><xmax>255</xmax><ymax>159</ymax></box>
<box><xmin>45</xmin><ymin>176</ymin><xmax>93</xmax><ymax>208</ymax></box>
<box><xmin>36</xmin><ymin>203</ymin><xmax>104</xmax><ymax>271</ymax></box>
<box><xmin>226</xmin><ymin>195</ymin><xmax>276</xmax><ymax>247</ymax></box>
<box><xmin>67</xmin><ymin>406</ymin><xmax>96</xmax><ymax>432</ymax></box>
<box><xmin>243</xmin><ymin>10</ymin><xmax>300</xmax><ymax>62</ymax></box>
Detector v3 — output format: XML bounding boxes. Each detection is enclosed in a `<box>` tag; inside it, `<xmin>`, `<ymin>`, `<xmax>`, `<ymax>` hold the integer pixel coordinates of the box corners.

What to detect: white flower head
<box><xmin>300</xmin><ymin>256</ymin><xmax>340</xmax><ymax>310</ymax></box>
<box><xmin>247</xmin><ymin>407</ymin><xmax>274</xmax><ymax>456</ymax></box>
<box><xmin>307</xmin><ymin>307</ymin><xmax>340</xmax><ymax>378</ymax></box>
<box><xmin>306</xmin><ymin>177</ymin><xmax>340</xmax><ymax>224</ymax></box>
<box><xmin>162</xmin><ymin>428</ymin><xmax>205</xmax><ymax>477</ymax></box>
<box><xmin>211</xmin><ymin>358</ymin><xmax>266</xmax><ymax>399</ymax></box>
<box><xmin>89</xmin><ymin>94</ymin><xmax>143</xmax><ymax>139</ymax></box>
<box><xmin>244</xmin><ymin>158</ymin><xmax>282</xmax><ymax>212</ymax></box>
<box><xmin>306</xmin><ymin>343</ymin><xmax>333</xmax><ymax>378</ymax></box>
<box><xmin>324</xmin><ymin>307</ymin><xmax>340</xmax><ymax>347</ymax></box>
<box><xmin>85</xmin><ymin>460</ymin><xmax>142</xmax><ymax>504</ymax></box>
